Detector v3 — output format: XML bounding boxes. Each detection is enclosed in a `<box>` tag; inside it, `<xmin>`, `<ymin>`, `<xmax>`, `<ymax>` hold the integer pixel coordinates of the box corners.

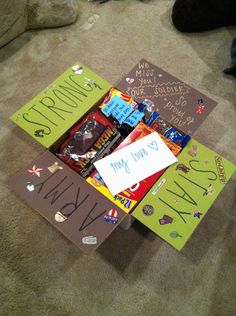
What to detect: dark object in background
<box><xmin>224</xmin><ymin>38</ymin><xmax>236</xmax><ymax>78</ymax></box>
<box><xmin>172</xmin><ymin>0</ymin><xmax>236</xmax><ymax>32</ymax></box>
<box><xmin>89</xmin><ymin>0</ymin><xmax>147</xmax><ymax>3</ymax></box>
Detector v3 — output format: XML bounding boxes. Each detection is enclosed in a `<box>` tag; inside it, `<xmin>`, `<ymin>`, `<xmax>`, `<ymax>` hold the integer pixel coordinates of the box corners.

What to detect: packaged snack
<box><xmin>116</xmin><ymin>122</ymin><xmax>182</xmax><ymax>156</ymax></box>
<box><xmin>100</xmin><ymin>88</ymin><xmax>139</xmax><ymax>125</ymax></box>
<box><xmin>146</xmin><ymin>111</ymin><xmax>190</xmax><ymax>148</ymax></box>
<box><xmin>57</xmin><ymin>110</ymin><xmax>122</xmax><ymax>177</ymax></box>
<box><xmin>101</xmin><ymin>88</ymin><xmax>138</xmax><ymax>110</ymax></box>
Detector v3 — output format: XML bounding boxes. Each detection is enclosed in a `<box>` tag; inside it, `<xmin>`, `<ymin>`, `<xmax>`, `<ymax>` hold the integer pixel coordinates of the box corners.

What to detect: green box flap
<box><xmin>132</xmin><ymin>138</ymin><xmax>236</xmax><ymax>250</ymax></box>
<box><xmin>10</xmin><ymin>62</ymin><xmax>111</xmax><ymax>148</ymax></box>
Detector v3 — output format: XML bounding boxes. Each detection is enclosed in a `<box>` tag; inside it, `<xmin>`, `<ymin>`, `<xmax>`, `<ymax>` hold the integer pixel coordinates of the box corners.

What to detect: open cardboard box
<box><xmin>9</xmin><ymin>60</ymin><xmax>236</xmax><ymax>255</ymax></box>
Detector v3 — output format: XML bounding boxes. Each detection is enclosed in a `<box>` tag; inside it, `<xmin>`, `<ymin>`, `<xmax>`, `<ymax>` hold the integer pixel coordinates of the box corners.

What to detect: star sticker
<box><xmin>28</xmin><ymin>165</ymin><xmax>43</xmax><ymax>177</ymax></box>
<box><xmin>193</xmin><ymin>210</ymin><xmax>203</xmax><ymax>219</ymax></box>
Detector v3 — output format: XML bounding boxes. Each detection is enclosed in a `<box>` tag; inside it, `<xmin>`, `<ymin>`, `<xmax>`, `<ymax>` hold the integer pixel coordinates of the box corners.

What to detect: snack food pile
<box><xmin>55</xmin><ymin>88</ymin><xmax>190</xmax><ymax>211</ymax></box>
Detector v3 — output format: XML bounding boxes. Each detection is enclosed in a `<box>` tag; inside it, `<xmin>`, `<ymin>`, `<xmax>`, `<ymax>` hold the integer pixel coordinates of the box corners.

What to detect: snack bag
<box><xmin>58</xmin><ymin>110</ymin><xmax>122</xmax><ymax>177</ymax></box>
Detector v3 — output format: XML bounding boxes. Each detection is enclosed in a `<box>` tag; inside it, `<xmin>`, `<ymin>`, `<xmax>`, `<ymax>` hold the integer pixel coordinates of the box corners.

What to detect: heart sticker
<box><xmin>126</xmin><ymin>77</ymin><xmax>134</xmax><ymax>84</ymax></box>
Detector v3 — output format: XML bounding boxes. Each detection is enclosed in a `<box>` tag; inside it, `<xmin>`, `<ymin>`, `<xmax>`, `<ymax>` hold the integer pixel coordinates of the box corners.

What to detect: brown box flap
<box><xmin>9</xmin><ymin>151</ymin><xmax>128</xmax><ymax>255</ymax></box>
<box><xmin>116</xmin><ymin>59</ymin><xmax>217</xmax><ymax>135</ymax></box>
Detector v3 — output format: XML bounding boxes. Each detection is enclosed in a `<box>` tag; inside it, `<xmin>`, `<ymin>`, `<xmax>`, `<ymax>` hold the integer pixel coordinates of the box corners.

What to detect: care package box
<box><xmin>9</xmin><ymin>60</ymin><xmax>236</xmax><ymax>255</ymax></box>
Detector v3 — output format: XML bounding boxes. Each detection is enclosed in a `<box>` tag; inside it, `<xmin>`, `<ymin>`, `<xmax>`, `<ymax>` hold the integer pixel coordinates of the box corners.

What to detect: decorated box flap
<box><xmin>9</xmin><ymin>151</ymin><xmax>127</xmax><ymax>255</ymax></box>
<box><xmin>116</xmin><ymin>59</ymin><xmax>217</xmax><ymax>135</ymax></box>
<box><xmin>132</xmin><ymin>138</ymin><xmax>236</xmax><ymax>251</ymax></box>
<box><xmin>10</xmin><ymin>62</ymin><xmax>111</xmax><ymax>148</ymax></box>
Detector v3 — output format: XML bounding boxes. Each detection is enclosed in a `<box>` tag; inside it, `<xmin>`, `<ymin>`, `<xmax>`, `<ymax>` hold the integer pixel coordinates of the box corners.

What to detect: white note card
<box><xmin>94</xmin><ymin>132</ymin><xmax>178</xmax><ymax>196</ymax></box>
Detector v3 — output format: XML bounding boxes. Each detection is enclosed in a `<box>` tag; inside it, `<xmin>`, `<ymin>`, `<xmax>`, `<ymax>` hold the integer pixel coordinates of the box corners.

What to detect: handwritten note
<box><xmin>94</xmin><ymin>132</ymin><xmax>178</xmax><ymax>196</ymax></box>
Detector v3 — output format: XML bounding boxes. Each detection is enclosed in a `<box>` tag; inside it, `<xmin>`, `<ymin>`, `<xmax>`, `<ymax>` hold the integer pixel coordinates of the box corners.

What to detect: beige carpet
<box><xmin>0</xmin><ymin>1</ymin><xmax>236</xmax><ymax>315</ymax></box>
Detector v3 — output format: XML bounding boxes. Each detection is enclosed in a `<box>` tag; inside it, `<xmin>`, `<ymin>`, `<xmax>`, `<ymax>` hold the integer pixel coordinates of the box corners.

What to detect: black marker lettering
<box><xmin>79</xmin><ymin>202</ymin><xmax>106</xmax><ymax>231</ymax></box>
<box><xmin>29</xmin><ymin>104</ymin><xmax>58</xmax><ymax>126</ymax></box>
<box><xmin>43</xmin><ymin>176</ymin><xmax>74</xmax><ymax>205</ymax></box>
<box><xmin>189</xmin><ymin>160</ymin><xmax>217</xmax><ymax>181</ymax></box>
<box><xmin>34</xmin><ymin>171</ymin><xmax>59</xmax><ymax>194</ymax></box>
<box><xmin>166</xmin><ymin>181</ymin><xmax>197</xmax><ymax>205</ymax></box>
<box><xmin>59</xmin><ymin>187</ymin><xmax>89</xmax><ymax>218</ymax></box>
<box><xmin>59</xmin><ymin>79</ymin><xmax>94</xmax><ymax>102</ymax></box>
<box><xmin>22</xmin><ymin>113</ymin><xmax>51</xmax><ymax>135</ymax></box>
<box><xmin>178</xmin><ymin>174</ymin><xmax>209</xmax><ymax>196</ymax></box>
<box><xmin>52</xmin><ymin>89</ymin><xmax>78</xmax><ymax>107</ymax></box>
<box><xmin>158</xmin><ymin>198</ymin><xmax>191</xmax><ymax>223</ymax></box>
<box><xmin>40</xmin><ymin>96</ymin><xmax>73</xmax><ymax>120</ymax></box>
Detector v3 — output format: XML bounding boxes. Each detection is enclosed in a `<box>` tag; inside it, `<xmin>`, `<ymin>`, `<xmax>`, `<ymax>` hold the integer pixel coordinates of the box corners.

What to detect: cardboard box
<box><xmin>9</xmin><ymin>60</ymin><xmax>236</xmax><ymax>254</ymax></box>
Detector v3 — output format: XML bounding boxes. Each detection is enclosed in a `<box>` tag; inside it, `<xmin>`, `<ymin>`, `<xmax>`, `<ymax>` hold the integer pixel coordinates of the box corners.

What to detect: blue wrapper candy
<box><xmin>124</xmin><ymin>110</ymin><xmax>145</xmax><ymax>127</ymax></box>
<box><xmin>138</xmin><ymin>103</ymin><xmax>146</xmax><ymax>112</ymax></box>
<box><xmin>181</xmin><ymin>134</ymin><xmax>191</xmax><ymax>148</ymax></box>
<box><xmin>164</xmin><ymin>127</ymin><xmax>184</xmax><ymax>144</ymax></box>
<box><xmin>146</xmin><ymin>111</ymin><xmax>160</xmax><ymax>126</ymax></box>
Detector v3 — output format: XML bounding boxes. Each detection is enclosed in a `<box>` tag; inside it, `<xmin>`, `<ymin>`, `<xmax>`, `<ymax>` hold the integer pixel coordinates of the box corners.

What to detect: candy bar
<box><xmin>58</xmin><ymin>110</ymin><xmax>122</xmax><ymax>177</ymax></box>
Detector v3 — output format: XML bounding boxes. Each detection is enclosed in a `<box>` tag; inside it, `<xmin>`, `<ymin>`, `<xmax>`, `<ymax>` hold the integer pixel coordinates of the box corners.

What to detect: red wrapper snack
<box><xmin>100</xmin><ymin>88</ymin><xmax>138</xmax><ymax>110</ymax></box>
<box><xmin>116</xmin><ymin>122</ymin><xmax>182</xmax><ymax>156</ymax></box>
<box><xmin>58</xmin><ymin>110</ymin><xmax>122</xmax><ymax>177</ymax></box>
